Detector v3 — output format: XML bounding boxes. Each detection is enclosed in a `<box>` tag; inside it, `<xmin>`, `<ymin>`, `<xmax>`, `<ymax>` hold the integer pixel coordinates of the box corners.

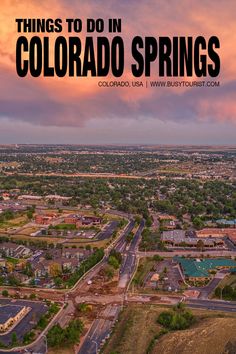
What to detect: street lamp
<box><xmin>92</xmin><ymin>340</ymin><xmax>98</xmax><ymax>354</ymax></box>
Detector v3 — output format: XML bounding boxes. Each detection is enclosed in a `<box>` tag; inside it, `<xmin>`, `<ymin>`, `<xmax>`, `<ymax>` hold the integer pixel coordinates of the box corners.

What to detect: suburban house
<box><xmin>0</xmin><ymin>242</ymin><xmax>32</xmax><ymax>258</ymax></box>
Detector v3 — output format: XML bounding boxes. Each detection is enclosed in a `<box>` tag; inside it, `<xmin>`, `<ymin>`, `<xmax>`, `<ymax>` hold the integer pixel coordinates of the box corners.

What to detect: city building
<box><xmin>216</xmin><ymin>219</ymin><xmax>236</xmax><ymax>227</ymax></box>
<box><xmin>0</xmin><ymin>305</ymin><xmax>29</xmax><ymax>332</ymax></box>
<box><xmin>161</xmin><ymin>230</ymin><xmax>224</xmax><ymax>248</ymax></box>
<box><xmin>81</xmin><ymin>216</ymin><xmax>102</xmax><ymax>226</ymax></box>
<box><xmin>196</xmin><ymin>228</ymin><xmax>236</xmax><ymax>238</ymax></box>
<box><xmin>176</xmin><ymin>257</ymin><xmax>236</xmax><ymax>282</ymax></box>
<box><xmin>64</xmin><ymin>214</ymin><xmax>80</xmax><ymax>224</ymax></box>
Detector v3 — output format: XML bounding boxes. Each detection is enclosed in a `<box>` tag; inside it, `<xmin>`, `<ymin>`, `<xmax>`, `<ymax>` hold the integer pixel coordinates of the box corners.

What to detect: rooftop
<box><xmin>0</xmin><ymin>305</ymin><xmax>25</xmax><ymax>324</ymax></box>
<box><xmin>175</xmin><ymin>257</ymin><xmax>236</xmax><ymax>278</ymax></box>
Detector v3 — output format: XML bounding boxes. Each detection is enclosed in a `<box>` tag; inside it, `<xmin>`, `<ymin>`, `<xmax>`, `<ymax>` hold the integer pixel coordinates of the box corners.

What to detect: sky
<box><xmin>0</xmin><ymin>0</ymin><xmax>236</xmax><ymax>144</ymax></box>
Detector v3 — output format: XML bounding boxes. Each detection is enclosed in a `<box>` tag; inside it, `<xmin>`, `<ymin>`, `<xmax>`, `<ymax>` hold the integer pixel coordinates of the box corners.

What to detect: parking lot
<box><xmin>146</xmin><ymin>259</ymin><xmax>183</xmax><ymax>291</ymax></box>
<box><xmin>0</xmin><ymin>299</ymin><xmax>48</xmax><ymax>345</ymax></box>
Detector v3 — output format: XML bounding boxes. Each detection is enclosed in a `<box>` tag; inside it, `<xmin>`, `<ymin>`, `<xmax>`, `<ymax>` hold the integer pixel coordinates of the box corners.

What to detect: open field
<box><xmin>102</xmin><ymin>304</ymin><xmax>236</xmax><ymax>354</ymax></box>
<box><xmin>153</xmin><ymin>316</ymin><xmax>236</xmax><ymax>354</ymax></box>
<box><xmin>103</xmin><ymin>304</ymin><xmax>162</xmax><ymax>354</ymax></box>
<box><xmin>0</xmin><ymin>214</ymin><xmax>28</xmax><ymax>230</ymax></box>
<box><xmin>216</xmin><ymin>274</ymin><xmax>236</xmax><ymax>289</ymax></box>
<box><xmin>7</xmin><ymin>233</ymin><xmax>111</xmax><ymax>248</ymax></box>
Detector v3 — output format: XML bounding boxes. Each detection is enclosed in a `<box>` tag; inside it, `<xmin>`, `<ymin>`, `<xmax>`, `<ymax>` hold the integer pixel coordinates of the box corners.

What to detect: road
<box><xmin>78</xmin><ymin>305</ymin><xmax>121</xmax><ymax>354</ymax></box>
<box><xmin>76</xmin><ymin>220</ymin><xmax>144</xmax><ymax>353</ymax></box>
<box><xmin>6</xmin><ymin>171</ymin><xmax>151</xmax><ymax>180</ymax></box>
<box><xmin>186</xmin><ymin>298</ymin><xmax>236</xmax><ymax>313</ymax></box>
<box><xmin>114</xmin><ymin>219</ymin><xmax>135</xmax><ymax>253</ymax></box>
<box><xmin>2</xmin><ymin>215</ymin><xmax>236</xmax><ymax>354</ymax></box>
<box><xmin>138</xmin><ymin>250</ymin><xmax>236</xmax><ymax>257</ymax></box>
<box><xmin>119</xmin><ymin>220</ymin><xmax>145</xmax><ymax>288</ymax></box>
<box><xmin>190</xmin><ymin>271</ymin><xmax>226</xmax><ymax>299</ymax></box>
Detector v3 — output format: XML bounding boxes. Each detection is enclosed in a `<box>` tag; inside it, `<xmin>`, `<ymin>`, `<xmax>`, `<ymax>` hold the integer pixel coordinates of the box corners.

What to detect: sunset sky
<box><xmin>0</xmin><ymin>0</ymin><xmax>236</xmax><ymax>144</ymax></box>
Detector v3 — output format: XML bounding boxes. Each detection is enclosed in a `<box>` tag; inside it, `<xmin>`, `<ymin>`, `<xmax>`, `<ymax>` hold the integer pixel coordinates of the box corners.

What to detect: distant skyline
<box><xmin>1</xmin><ymin>0</ymin><xmax>236</xmax><ymax>144</ymax></box>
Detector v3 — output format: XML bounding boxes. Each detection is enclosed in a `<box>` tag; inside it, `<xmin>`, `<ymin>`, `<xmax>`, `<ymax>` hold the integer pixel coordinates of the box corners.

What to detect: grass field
<box><xmin>132</xmin><ymin>257</ymin><xmax>156</xmax><ymax>290</ymax></box>
<box><xmin>0</xmin><ymin>215</ymin><xmax>28</xmax><ymax>230</ymax></box>
<box><xmin>216</xmin><ymin>274</ymin><xmax>236</xmax><ymax>289</ymax></box>
<box><xmin>102</xmin><ymin>304</ymin><xmax>236</xmax><ymax>354</ymax></box>
<box><xmin>9</xmin><ymin>232</ymin><xmax>113</xmax><ymax>249</ymax></box>
<box><xmin>153</xmin><ymin>316</ymin><xmax>236</xmax><ymax>354</ymax></box>
<box><xmin>103</xmin><ymin>304</ymin><xmax>162</xmax><ymax>354</ymax></box>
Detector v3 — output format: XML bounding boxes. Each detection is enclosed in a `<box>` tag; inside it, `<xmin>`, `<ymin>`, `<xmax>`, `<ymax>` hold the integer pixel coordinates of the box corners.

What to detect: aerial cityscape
<box><xmin>1</xmin><ymin>0</ymin><xmax>236</xmax><ymax>353</ymax></box>
<box><xmin>0</xmin><ymin>144</ymin><xmax>235</xmax><ymax>354</ymax></box>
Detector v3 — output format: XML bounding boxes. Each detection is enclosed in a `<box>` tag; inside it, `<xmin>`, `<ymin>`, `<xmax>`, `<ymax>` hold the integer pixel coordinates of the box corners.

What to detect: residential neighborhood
<box><xmin>0</xmin><ymin>144</ymin><xmax>235</xmax><ymax>354</ymax></box>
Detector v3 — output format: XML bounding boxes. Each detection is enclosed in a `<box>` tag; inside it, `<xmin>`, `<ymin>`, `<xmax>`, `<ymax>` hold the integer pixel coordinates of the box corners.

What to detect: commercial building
<box><xmin>216</xmin><ymin>219</ymin><xmax>236</xmax><ymax>227</ymax></box>
<box><xmin>161</xmin><ymin>230</ymin><xmax>224</xmax><ymax>248</ymax></box>
<box><xmin>35</xmin><ymin>215</ymin><xmax>52</xmax><ymax>225</ymax></box>
<box><xmin>81</xmin><ymin>216</ymin><xmax>102</xmax><ymax>225</ymax></box>
<box><xmin>0</xmin><ymin>305</ymin><xmax>29</xmax><ymax>332</ymax></box>
<box><xmin>196</xmin><ymin>228</ymin><xmax>236</xmax><ymax>238</ymax></box>
<box><xmin>176</xmin><ymin>257</ymin><xmax>236</xmax><ymax>282</ymax></box>
<box><xmin>64</xmin><ymin>214</ymin><xmax>80</xmax><ymax>224</ymax></box>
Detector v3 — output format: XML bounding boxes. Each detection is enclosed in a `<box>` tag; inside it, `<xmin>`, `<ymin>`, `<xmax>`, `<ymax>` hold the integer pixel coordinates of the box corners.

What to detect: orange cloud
<box><xmin>0</xmin><ymin>0</ymin><xmax>236</xmax><ymax>126</ymax></box>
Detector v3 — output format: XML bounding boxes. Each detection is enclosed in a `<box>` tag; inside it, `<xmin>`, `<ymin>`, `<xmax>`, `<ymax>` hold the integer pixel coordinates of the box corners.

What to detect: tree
<box><xmin>104</xmin><ymin>265</ymin><xmax>114</xmax><ymax>280</ymax></box>
<box><xmin>196</xmin><ymin>239</ymin><xmax>205</xmax><ymax>252</ymax></box>
<box><xmin>54</xmin><ymin>277</ymin><xmax>63</xmax><ymax>287</ymax></box>
<box><xmin>146</xmin><ymin>216</ymin><xmax>153</xmax><ymax>228</ymax></box>
<box><xmin>23</xmin><ymin>262</ymin><xmax>33</xmax><ymax>276</ymax></box>
<box><xmin>0</xmin><ymin>340</ymin><xmax>6</xmax><ymax>349</ymax></box>
<box><xmin>157</xmin><ymin>305</ymin><xmax>195</xmax><ymax>330</ymax></box>
<box><xmin>27</xmin><ymin>210</ymin><xmax>34</xmax><ymax>220</ymax></box>
<box><xmin>47</xmin><ymin>319</ymin><xmax>84</xmax><ymax>347</ymax></box>
<box><xmin>11</xmin><ymin>332</ymin><xmax>18</xmax><ymax>346</ymax></box>
<box><xmin>37</xmin><ymin>315</ymin><xmax>48</xmax><ymax>330</ymax></box>
<box><xmin>152</xmin><ymin>255</ymin><xmax>163</xmax><ymax>262</ymax></box>
<box><xmin>23</xmin><ymin>331</ymin><xmax>34</xmax><ymax>344</ymax></box>
<box><xmin>192</xmin><ymin>217</ymin><xmax>204</xmax><ymax>230</ymax></box>
<box><xmin>8</xmin><ymin>275</ymin><xmax>21</xmax><ymax>286</ymax></box>
<box><xmin>2</xmin><ymin>289</ymin><xmax>8</xmax><ymax>297</ymax></box>
<box><xmin>126</xmin><ymin>233</ymin><xmax>133</xmax><ymax>243</ymax></box>
<box><xmin>108</xmin><ymin>256</ymin><xmax>120</xmax><ymax>269</ymax></box>
<box><xmin>109</xmin><ymin>250</ymin><xmax>122</xmax><ymax>264</ymax></box>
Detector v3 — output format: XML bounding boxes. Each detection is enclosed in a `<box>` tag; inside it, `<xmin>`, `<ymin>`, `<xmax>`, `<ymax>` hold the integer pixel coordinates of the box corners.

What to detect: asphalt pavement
<box><xmin>186</xmin><ymin>298</ymin><xmax>236</xmax><ymax>312</ymax></box>
<box><xmin>0</xmin><ymin>299</ymin><xmax>48</xmax><ymax>346</ymax></box>
<box><xmin>96</xmin><ymin>221</ymin><xmax>119</xmax><ymax>241</ymax></box>
<box><xmin>78</xmin><ymin>305</ymin><xmax>121</xmax><ymax>354</ymax></box>
<box><xmin>118</xmin><ymin>220</ymin><xmax>145</xmax><ymax>288</ymax></box>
